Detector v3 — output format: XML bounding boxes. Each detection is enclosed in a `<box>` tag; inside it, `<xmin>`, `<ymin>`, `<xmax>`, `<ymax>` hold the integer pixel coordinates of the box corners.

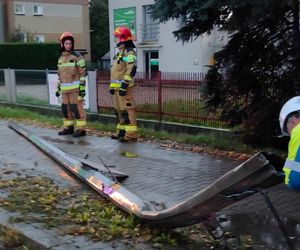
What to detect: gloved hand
<box><xmin>119</xmin><ymin>81</ymin><xmax>129</xmax><ymax>96</ymax></box>
<box><xmin>79</xmin><ymin>89</ymin><xmax>86</xmax><ymax>98</ymax></box>
<box><xmin>79</xmin><ymin>83</ymin><xmax>86</xmax><ymax>98</ymax></box>
<box><xmin>109</xmin><ymin>88</ymin><xmax>115</xmax><ymax>95</ymax></box>
<box><xmin>55</xmin><ymin>85</ymin><xmax>61</xmax><ymax>97</ymax></box>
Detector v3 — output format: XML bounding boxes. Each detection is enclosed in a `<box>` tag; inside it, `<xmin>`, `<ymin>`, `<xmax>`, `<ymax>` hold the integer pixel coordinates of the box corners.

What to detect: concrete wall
<box><xmin>109</xmin><ymin>0</ymin><xmax>229</xmax><ymax>73</ymax></box>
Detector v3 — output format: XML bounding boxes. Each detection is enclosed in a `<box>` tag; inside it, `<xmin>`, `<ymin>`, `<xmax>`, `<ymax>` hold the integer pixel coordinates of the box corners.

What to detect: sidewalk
<box><xmin>0</xmin><ymin>119</ymin><xmax>299</xmax><ymax>249</ymax></box>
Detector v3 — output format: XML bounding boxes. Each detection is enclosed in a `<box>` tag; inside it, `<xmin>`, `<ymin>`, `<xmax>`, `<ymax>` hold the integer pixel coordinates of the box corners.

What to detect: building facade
<box><xmin>3</xmin><ymin>0</ymin><xmax>91</xmax><ymax>59</ymax></box>
<box><xmin>109</xmin><ymin>0</ymin><xmax>229</xmax><ymax>75</ymax></box>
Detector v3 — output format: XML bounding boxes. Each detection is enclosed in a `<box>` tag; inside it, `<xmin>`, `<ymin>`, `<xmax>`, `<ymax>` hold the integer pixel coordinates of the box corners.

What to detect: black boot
<box><xmin>73</xmin><ymin>130</ymin><xmax>86</xmax><ymax>137</ymax></box>
<box><xmin>119</xmin><ymin>136</ymin><xmax>137</xmax><ymax>143</ymax></box>
<box><xmin>111</xmin><ymin>129</ymin><xmax>125</xmax><ymax>140</ymax></box>
<box><xmin>111</xmin><ymin>134</ymin><xmax>119</xmax><ymax>139</ymax></box>
<box><xmin>58</xmin><ymin>126</ymin><xmax>74</xmax><ymax>135</ymax></box>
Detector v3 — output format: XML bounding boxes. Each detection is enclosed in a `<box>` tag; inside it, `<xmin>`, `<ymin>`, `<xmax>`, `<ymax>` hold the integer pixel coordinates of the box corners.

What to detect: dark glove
<box><xmin>55</xmin><ymin>86</ymin><xmax>61</xmax><ymax>97</ymax></box>
<box><xmin>109</xmin><ymin>88</ymin><xmax>115</xmax><ymax>95</ymax></box>
<box><xmin>79</xmin><ymin>83</ymin><xmax>86</xmax><ymax>98</ymax></box>
<box><xmin>119</xmin><ymin>81</ymin><xmax>129</xmax><ymax>96</ymax></box>
<box><xmin>79</xmin><ymin>89</ymin><xmax>86</xmax><ymax>98</ymax></box>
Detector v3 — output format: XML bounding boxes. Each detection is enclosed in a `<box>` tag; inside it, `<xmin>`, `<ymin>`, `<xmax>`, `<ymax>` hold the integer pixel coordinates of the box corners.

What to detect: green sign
<box><xmin>150</xmin><ymin>59</ymin><xmax>159</xmax><ymax>66</ymax></box>
<box><xmin>114</xmin><ymin>7</ymin><xmax>136</xmax><ymax>39</ymax></box>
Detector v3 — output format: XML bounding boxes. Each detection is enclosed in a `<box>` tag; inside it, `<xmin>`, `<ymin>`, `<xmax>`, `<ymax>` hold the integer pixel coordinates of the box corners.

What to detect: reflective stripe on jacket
<box><xmin>57</xmin><ymin>51</ymin><xmax>86</xmax><ymax>91</ymax></box>
<box><xmin>283</xmin><ymin>123</ymin><xmax>300</xmax><ymax>184</ymax></box>
<box><xmin>110</xmin><ymin>47</ymin><xmax>136</xmax><ymax>85</ymax></box>
<box><xmin>109</xmin><ymin>80</ymin><xmax>134</xmax><ymax>90</ymax></box>
<box><xmin>60</xmin><ymin>81</ymin><xmax>80</xmax><ymax>91</ymax></box>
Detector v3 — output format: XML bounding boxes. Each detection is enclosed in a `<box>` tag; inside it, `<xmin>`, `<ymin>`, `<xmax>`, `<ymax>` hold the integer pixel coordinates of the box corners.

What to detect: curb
<box><xmin>0</xmin><ymin>224</ymin><xmax>48</xmax><ymax>250</ymax></box>
<box><xmin>0</xmin><ymin>209</ymin><xmax>48</xmax><ymax>249</ymax></box>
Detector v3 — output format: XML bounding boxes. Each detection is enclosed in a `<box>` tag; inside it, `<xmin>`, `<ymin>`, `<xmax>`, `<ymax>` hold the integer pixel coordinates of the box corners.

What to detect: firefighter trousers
<box><xmin>61</xmin><ymin>90</ymin><xmax>86</xmax><ymax>130</ymax></box>
<box><xmin>113</xmin><ymin>87</ymin><xmax>138</xmax><ymax>139</ymax></box>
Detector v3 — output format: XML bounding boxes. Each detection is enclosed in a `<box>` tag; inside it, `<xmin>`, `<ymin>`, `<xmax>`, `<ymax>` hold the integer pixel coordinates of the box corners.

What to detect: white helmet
<box><xmin>279</xmin><ymin>96</ymin><xmax>300</xmax><ymax>136</ymax></box>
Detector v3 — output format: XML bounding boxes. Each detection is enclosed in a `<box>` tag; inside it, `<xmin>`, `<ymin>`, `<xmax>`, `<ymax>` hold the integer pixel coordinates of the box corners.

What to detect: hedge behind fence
<box><xmin>0</xmin><ymin>43</ymin><xmax>60</xmax><ymax>70</ymax></box>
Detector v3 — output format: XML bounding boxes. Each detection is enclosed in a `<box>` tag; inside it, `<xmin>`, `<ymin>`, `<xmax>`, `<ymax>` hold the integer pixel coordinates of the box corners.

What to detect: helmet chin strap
<box><xmin>117</xmin><ymin>42</ymin><xmax>125</xmax><ymax>48</ymax></box>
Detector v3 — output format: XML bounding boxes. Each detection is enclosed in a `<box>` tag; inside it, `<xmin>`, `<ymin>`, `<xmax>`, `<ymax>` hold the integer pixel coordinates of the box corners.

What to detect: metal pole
<box><xmin>157</xmin><ymin>70</ymin><xmax>162</xmax><ymax>126</ymax></box>
<box><xmin>257</xmin><ymin>188</ymin><xmax>294</xmax><ymax>250</ymax></box>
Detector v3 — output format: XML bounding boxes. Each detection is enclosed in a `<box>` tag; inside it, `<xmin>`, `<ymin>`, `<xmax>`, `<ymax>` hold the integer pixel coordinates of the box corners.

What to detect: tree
<box><xmin>151</xmin><ymin>0</ymin><xmax>300</xmax><ymax>145</ymax></box>
<box><xmin>89</xmin><ymin>0</ymin><xmax>109</xmax><ymax>63</ymax></box>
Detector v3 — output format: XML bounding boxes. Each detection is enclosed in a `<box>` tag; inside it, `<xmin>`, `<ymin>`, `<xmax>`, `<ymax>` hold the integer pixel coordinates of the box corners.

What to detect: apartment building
<box><xmin>2</xmin><ymin>0</ymin><xmax>91</xmax><ymax>60</ymax></box>
<box><xmin>109</xmin><ymin>0</ymin><xmax>229</xmax><ymax>75</ymax></box>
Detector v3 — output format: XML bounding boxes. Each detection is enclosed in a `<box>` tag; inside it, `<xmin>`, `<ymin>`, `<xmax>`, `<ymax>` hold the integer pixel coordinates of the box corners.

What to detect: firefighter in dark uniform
<box><xmin>109</xmin><ymin>26</ymin><xmax>138</xmax><ymax>142</ymax></box>
<box><xmin>56</xmin><ymin>32</ymin><xmax>87</xmax><ymax>137</ymax></box>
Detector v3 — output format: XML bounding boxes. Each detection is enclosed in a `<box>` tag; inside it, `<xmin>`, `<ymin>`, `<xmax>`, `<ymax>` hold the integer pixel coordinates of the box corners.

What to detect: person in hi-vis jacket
<box><xmin>109</xmin><ymin>26</ymin><xmax>138</xmax><ymax>142</ymax></box>
<box><xmin>56</xmin><ymin>32</ymin><xmax>87</xmax><ymax>137</ymax></box>
<box><xmin>279</xmin><ymin>96</ymin><xmax>300</xmax><ymax>190</ymax></box>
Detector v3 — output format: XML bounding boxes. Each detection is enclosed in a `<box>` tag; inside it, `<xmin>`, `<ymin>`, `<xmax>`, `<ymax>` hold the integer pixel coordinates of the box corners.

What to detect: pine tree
<box><xmin>152</xmin><ymin>0</ymin><xmax>300</xmax><ymax>145</ymax></box>
<box><xmin>90</xmin><ymin>0</ymin><xmax>109</xmax><ymax>63</ymax></box>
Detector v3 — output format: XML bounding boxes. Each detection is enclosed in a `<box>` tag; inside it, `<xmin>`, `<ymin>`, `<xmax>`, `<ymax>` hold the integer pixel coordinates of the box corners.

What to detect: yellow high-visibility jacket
<box><xmin>283</xmin><ymin>123</ymin><xmax>300</xmax><ymax>190</ymax></box>
<box><xmin>110</xmin><ymin>47</ymin><xmax>136</xmax><ymax>89</ymax></box>
<box><xmin>57</xmin><ymin>51</ymin><xmax>86</xmax><ymax>92</ymax></box>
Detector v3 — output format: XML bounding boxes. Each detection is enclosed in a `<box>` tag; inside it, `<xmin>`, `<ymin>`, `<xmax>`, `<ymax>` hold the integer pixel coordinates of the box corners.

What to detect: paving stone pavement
<box><xmin>0</xmin><ymin>119</ymin><xmax>300</xmax><ymax>249</ymax></box>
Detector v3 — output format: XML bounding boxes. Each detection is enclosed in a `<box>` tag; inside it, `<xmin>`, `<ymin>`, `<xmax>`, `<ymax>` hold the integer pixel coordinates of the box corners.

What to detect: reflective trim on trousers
<box><xmin>63</xmin><ymin>119</ymin><xmax>75</xmax><ymax>127</ymax></box>
<box><xmin>117</xmin><ymin>123</ymin><xmax>126</xmax><ymax>130</ymax></box>
<box><xmin>76</xmin><ymin>119</ymin><xmax>87</xmax><ymax>127</ymax></box>
<box><xmin>125</xmin><ymin>125</ymin><xmax>137</xmax><ymax>132</ymax></box>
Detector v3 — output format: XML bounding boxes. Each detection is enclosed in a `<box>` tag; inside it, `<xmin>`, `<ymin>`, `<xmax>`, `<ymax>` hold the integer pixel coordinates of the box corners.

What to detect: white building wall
<box><xmin>109</xmin><ymin>0</ymin><xmax>228</xmax><ymax>73</ymax></box>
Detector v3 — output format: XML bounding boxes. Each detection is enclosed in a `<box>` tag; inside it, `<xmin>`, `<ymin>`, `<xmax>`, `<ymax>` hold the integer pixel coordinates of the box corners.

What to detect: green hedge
<box><xmin>0</xmin><ymin>43</ymin><xmax>60</xmax><ymax>70</ymax></box>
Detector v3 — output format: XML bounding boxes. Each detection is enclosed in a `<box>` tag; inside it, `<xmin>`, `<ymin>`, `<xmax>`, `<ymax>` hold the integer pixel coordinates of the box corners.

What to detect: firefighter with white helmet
<box><xmin>109</xmin><ymin>26</ymin><xmax>138</xmax><ymax>142</ymax></box>
<box><xmin>56</xmin><ymin>32</ymin><xmax>87</xmax><ymax>137</ymax></box>
<box><xmin>279</xmin><ymin>96</ymin><xmax>300</xmax><ymax>190</ymax></box>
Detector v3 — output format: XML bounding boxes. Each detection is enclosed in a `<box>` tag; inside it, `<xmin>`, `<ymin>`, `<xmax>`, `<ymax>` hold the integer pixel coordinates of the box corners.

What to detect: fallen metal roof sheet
<box><xmin>9</xmin><ymin>122</ymin><xmax>283</xmax><ymax>229</ymax></box>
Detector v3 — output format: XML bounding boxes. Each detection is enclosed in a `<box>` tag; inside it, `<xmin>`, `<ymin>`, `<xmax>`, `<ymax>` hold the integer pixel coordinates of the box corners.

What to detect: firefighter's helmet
<box><xmin>113</xmin><ymin>26</ymin><xmax>133</xmax><ymax>42</ymax></box>
<box><xmin>59</xmin><ymin>32</ymin><xmax>74</xmax><ymax>48</ymax></box>
<box><xmin>279</xmin><ymin>96</ymin><xmax>300</xmax><ymax>136</ymax></box>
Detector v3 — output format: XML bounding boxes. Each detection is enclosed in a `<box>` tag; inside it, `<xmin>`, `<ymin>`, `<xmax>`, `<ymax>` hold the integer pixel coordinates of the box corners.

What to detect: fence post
<box><xmin>4</xmin><ymin>68</ymin><xmax>16</xmax><ymax>103</ymax></box>
<box><xmin>157</xmin><ymin>70</ymin><xmax>162</xmax><ymax>126</ymax></box>
<box><xmin>4</xmin><ymin>69</ymin><xmax>11</xmax><ymax>102</ymax></box>
<box><xmin>45</xmin><ymin>68</ymin><xmax>50</xmax><ymax>107</ymax></box>
<box><xmin>88</xmin><ymin>70</ymin><xmax>98</xmax><ymax>113</ymax></box>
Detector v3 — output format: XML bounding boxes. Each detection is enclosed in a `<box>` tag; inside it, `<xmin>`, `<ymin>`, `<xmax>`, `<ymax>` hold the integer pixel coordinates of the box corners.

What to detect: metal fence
<box><xmin>97</xmin><ymin>70</ymin><xmax>227</xmax><ymax>128</ymax></box>
<box><xmin>0</xmin><ymin>68</ymin><xmax>98</xmax><ymax>111</ymax></box>
<box><xmin>14</xmin><ymin>69</ymin><xmax>49</xmax><ymax>106</ymax></box>
<box><xmin>0</xmin><ymin>68</ymin><xmax>229</xmax><ymax>129</ymax></box>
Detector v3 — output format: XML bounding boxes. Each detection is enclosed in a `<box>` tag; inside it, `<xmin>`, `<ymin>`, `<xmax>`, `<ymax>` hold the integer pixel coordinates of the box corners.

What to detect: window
<box><xmin>34</xmin><ymin>35</ymin><xmax>45</xmax><ymax>43</ymax></box>
<box><xmin>142</xmin><ymin>5</ymin><xmax>159</xmax><ymax>42</ymax></box>
<box><xmin>15</xmin><ymin>4</ymin><xmax>25</xmax><ymax>15</ymax></box>
<box><xmin>33</xmin><ymin>5</ymin><xmax>43</xmax><ymax>16</ymax></box>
